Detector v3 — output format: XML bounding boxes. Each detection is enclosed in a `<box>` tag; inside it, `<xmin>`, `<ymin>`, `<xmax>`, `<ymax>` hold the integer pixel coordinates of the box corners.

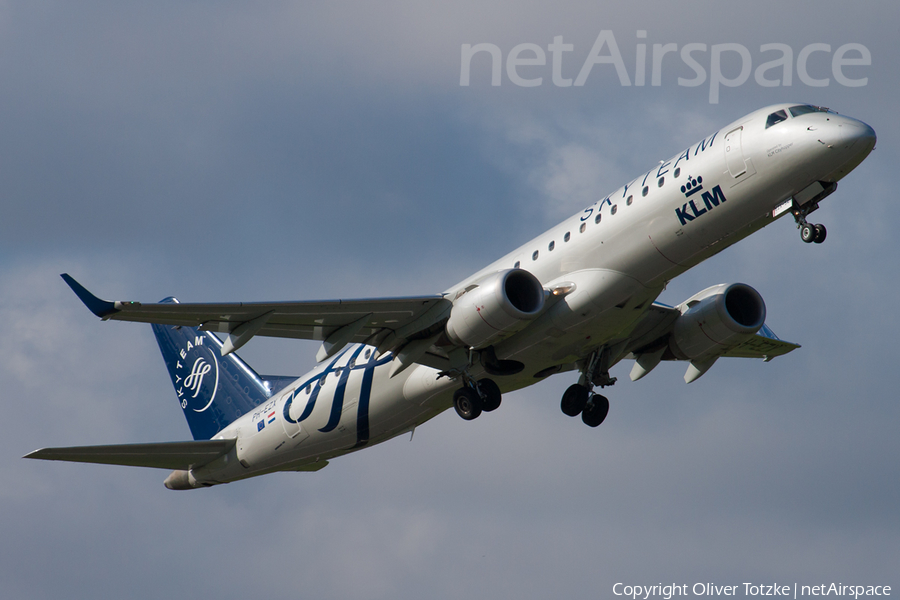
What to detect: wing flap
<box><xmin>722</xmin><ymin>324</ymin><xmax>800</xmax><ymax>360</ymax></box>
<box><xmin>24</xmin><ymin>439</ymin><xmax>236</xmax><ymax>470</ymax></box>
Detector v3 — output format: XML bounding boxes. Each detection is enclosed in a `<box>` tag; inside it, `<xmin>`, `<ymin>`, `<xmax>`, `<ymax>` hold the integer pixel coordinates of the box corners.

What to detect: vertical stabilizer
<box><xmin>151</xmin><ymin>298</ymin><xmax>271</xmax><ymax>440</ymax></box>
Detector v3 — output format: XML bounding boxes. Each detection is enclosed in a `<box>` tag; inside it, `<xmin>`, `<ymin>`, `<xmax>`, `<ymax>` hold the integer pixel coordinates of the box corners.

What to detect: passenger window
<box><xmin>564</xmin><ymin>232</ymin><xmax>570</xmax><ymax>242</ymax></box>
<box><xmin>514</xmin><ymin>261</ymin><xmax>520</xmax><ymax>268</ymax></box>
<box><xmin>674</xmin><ymin>167</ymin><xmax>681</xmax><ymax>178</ymax></box>
<box><xmin>642</xmin><ymin>186</ymin><xmax>649</xmax><ymax>197</ymax></box>
<box><xmin>548</xmin><ymin>241</ymin><xmax>555</xmax><ymax>251</ymax></box>
<box><xmin>658</xmin><ymin>177</ymin><xmax>664</xmax><ymax>187</ymax></box>
<box><xmin>626</xmin><ymin>195</ymin><xmax>633</xmax><ymax>206</ymax></box>
<box><xmin>611</xmin><ymin>205</ymin><xmax>618</xmax><ymax>215</ymax></box>
<box><xmin>532</xmin><ymin>250</ymin><xmax>539</xmax><ymax>260</ymax></box>
<box><xmin>766</xmin><ymin>110</ymin><xmax>788</xmax><ymax>128</ymax></box>
<box><xmin>580</xmin><ymin>222</ymin><xmax>586</xmax><ymax>233</ymax></box>
<box><xmin>594</xmin><ymin>213</ymin><xmax>602</xmax><ymax>224</ymax></box>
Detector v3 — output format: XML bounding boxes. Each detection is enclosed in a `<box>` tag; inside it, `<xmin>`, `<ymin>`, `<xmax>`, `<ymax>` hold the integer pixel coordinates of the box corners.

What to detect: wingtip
<box><xmin>60</xmin><ymin>274</ymin><xmax>119</xmax><ymax>318</ymax></box>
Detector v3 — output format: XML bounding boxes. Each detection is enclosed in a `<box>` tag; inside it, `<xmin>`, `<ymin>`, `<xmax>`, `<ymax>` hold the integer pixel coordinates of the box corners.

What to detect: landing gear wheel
<box><xmin>800</xmin><ymin>223</ymin><xmax>817</xmax><ymax>243</ymax></box>
<box><xmin>453</xmin><ymin>387</ymin><xmax>483</xmax><ymax>421</ymax></box>
<box><xmin>581</xmin><ymin>394</ymin><xmax>609</xmax><ymax>427</ymax></box>
<box><xmin>478</xmin><ymin>378</ymin><xmax>502</xmax><ymax>412</ymax></box>
<box><xmin>561</xmin><ymin>384</ymin><xmax>589</xmax><ymax>417</ymax></box>
<box><xmin>813</xmin><ymin>224</ymin><xmax>827</xmax><ymax>244</ymax></box>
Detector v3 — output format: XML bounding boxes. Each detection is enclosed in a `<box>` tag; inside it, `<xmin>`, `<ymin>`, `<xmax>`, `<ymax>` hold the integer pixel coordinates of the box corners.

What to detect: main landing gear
<box><xmin>560</xmin><ymin>348</ymin><xmax>615</xmax><ymax>428</ymax></box>
<box><xmin>453</xmin><ymin>377</ymin><xmax>501</xmax><ymax>421</ymax></box>
<box><xmin>440</xmin><ymin>350</ymin><xmax>503</xmax><ymax>421</ymax></box>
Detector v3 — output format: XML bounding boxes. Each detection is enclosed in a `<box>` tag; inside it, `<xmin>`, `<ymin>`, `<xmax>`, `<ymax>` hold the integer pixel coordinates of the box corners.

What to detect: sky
<box><xmin>2</xmin><ymin>2</ymin><xmax>898</xmax><ymax>598</ymax></box>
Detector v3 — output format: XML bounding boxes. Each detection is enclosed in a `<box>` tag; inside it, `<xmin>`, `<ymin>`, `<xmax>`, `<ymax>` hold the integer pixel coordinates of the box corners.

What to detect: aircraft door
<box><xmin>281</xmin><ymin>387</ymin><xmax>311</xmax><ymax>442</ymax></box>
<box><xmin>724</xmin><ymin>127</ymin><xmax>747</xmax><ymax>177</ymax></box>
<box><xmin>724</xmin><ymin>126</ymin><xmax>758</xmax><ymax>183</ymax></box>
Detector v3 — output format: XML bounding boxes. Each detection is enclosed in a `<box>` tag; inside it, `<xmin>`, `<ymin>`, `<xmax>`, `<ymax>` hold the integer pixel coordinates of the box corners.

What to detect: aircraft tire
<box><xmin>453</xmin><ymin>387</ymin><xmax>483</xmax><ymax>421</ymax></box>
<box><xmin>813</xmin><ymin>224</ymin><xmax>827</xmax><ymax>243</ymax></box>
<box><xmin>561</xmin><ymin>384</ymin><xmax>589</xmax><ymax>417</ymax></box>
<box><xmin>478</xmin><ymin>378</ymin><xmax>502</xmax><ymax>412</ymax></box>
<box><xmin>800</xmin><ymin>223</ymin><xmax>817</xmax><ymax>243</ymax></box>
<box><xmin>582</xmin><ymin>394</ymin><xmax>610</xmax><ymax>427</ymax></box>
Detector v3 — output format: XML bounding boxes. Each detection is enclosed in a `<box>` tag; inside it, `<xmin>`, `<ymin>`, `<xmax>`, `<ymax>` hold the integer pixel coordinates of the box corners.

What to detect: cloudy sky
<box><xmin>2</xmin><ymin>2</ymin><xmax>897</xmax><ymax>598</ymax></box>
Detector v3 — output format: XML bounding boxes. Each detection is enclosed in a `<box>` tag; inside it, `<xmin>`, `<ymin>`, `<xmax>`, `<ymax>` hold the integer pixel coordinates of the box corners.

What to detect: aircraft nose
<box><xmin>819</xmin><ymin>116</ymin><xmax>876</xmax><ymax>180</ymax></box>
<box><xmin>845</xmin><ymin>120</ymin><xmax>877</xmax><ymax>155</ymax></box>
<box><xmin>835</xmin><ymin>118</ymin><xmax>876</xmax><ymax>173</ymax></box>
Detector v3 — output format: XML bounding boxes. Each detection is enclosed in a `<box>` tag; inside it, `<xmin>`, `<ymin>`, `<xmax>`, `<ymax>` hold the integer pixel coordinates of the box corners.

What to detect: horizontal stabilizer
<box><xmin>24</xmin><ymin>439</ymin><xmax>235</xmax><ymax>470</ymax></box>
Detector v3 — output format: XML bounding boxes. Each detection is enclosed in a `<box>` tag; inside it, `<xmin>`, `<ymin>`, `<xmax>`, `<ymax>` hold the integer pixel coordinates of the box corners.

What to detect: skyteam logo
<box><xmin>675</xmin><ymin>175</ymin><xmax>727</xmax><ymax>226</ymax></box>
<box><xmin>173</xmin><ymin>335</ymin><xmax>219</xmax><ymax>412</ymax></box>
<box><xmin>184</xmin><ymin>356</ymin><xmax>213</xmax><ymax>398</ymax></box>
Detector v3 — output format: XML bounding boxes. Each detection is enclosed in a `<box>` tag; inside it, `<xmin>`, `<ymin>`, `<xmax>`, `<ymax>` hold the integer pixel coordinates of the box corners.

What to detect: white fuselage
<box><xmin>192</xmin><ymin>104</ymin><xmax>875</xmax><ymax>486</ymax></box>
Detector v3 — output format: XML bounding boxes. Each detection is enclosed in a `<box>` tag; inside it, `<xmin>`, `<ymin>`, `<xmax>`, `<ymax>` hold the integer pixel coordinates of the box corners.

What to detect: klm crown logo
<box><xmin>675</xmin><ymin>174</ymin><xmax>727</xmax><ymax>226</ymax></box>
<box><xmin>681</xmin><ymin>175</ymin><xmax>704</xmax><ymax>197</ymax></box>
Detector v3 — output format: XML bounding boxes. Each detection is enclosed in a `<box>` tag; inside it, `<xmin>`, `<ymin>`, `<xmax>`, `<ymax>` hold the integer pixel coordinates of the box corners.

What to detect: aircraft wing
<box><xmin>62</xmin><ymin>274</ymin><xmax>453</xmax><ymax>365</ymax></box>
<box><xmin>23</xmin><ymin>439</ymin><xmax>235</xmax><ymax>470</ymax></box>
<box><xmin>720</xmin><ymin>323</ymin><xmax>801</xmax><ymax>360</ymax></box>
<box><xmin>624</xmin><ymin>303</ymin><xmax>800</xmax><ymax>361</ymax></box>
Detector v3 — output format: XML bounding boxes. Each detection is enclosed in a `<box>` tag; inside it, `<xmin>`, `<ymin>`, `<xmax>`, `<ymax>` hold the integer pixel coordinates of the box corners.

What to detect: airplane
<box><xmin>25</xmin><ymin>103</ymin><xmax>876</xmax><ymax>489</ymax></box>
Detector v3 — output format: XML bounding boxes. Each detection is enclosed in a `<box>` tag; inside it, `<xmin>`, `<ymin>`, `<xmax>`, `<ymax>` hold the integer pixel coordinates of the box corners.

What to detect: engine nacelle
<box><xmin>670</xmin><ymin>283</ymin><xmax>766</xmax><ymax>360</ymax></box>
<box><xmin>445</xmin><ymin>269</ymin><xmax>545</xmax><ymax>349</ymax></box>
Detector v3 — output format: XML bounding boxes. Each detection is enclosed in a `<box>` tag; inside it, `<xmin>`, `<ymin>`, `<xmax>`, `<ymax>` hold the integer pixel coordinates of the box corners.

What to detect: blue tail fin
<box><xmin>151</xmin><ymin>298</ymin><xmax>275</xmax><ymax>440</ymax></box>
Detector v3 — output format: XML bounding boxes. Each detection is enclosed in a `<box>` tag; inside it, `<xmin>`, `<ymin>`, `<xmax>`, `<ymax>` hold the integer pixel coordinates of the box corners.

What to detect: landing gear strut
<box><xmin>793</xmin><ymin>205</ymin><xmax>827</xmax><ymax>244</ymax></box>
<box><xmin>559</xmin><ymin>348</ymin><xmax>615</xmax><ymax>427</ymax></box>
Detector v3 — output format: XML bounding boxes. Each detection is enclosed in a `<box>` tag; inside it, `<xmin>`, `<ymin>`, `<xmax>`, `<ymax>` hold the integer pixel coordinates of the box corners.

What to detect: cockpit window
<box><xmin>765</xmin><ymin>110</ymin><xmax>788</xmax><ymax>129</ymax></box>
<box><xmin>789</xmin><ymin>104</ymin><xmax>830</xmax><ymax>117</ymax></box>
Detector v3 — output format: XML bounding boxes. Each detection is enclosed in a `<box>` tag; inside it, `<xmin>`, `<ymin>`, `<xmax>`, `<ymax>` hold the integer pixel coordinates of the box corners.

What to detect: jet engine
<box><xmin>670</xmin><ymin>283</ymin><xmax>766</xmax><ymax>360</ymax></box>
<box><xmin>445</xmin><ymin>269</ymin><xmax>545</xmax><ymax>349</ymax></box>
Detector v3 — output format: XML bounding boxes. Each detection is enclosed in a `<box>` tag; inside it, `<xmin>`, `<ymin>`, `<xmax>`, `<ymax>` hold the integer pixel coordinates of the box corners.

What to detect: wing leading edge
<box><xmin>61</xmin><ymin>274</ymin><xmax>453</xmax><ymax>368</ymax></box>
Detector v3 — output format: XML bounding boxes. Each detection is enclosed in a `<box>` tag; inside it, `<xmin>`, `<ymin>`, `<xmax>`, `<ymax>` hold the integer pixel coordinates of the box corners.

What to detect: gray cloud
<box><xmin>1</xmin><ymin>2</ymin><xmax>897</xmax><ymax>599</ymax></box>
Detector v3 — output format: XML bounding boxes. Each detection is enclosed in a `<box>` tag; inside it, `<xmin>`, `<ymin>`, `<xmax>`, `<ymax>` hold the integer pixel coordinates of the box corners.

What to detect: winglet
<box><xmin>60</xmin><ymin>273</ymin><xmax>120</xmax><ymax>318</ymax></box>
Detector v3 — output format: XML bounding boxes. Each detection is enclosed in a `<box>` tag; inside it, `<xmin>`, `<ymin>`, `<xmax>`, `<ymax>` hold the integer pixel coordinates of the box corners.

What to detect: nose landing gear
<box><xmin>790</xmin><ymin>184</ymin><xmax>835</xmax><ymax>244</ymax></box>
<box><xmin>799</xmin><ymin>221</ymin><xmax>827</xmax><ymax>244</ymax></box>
